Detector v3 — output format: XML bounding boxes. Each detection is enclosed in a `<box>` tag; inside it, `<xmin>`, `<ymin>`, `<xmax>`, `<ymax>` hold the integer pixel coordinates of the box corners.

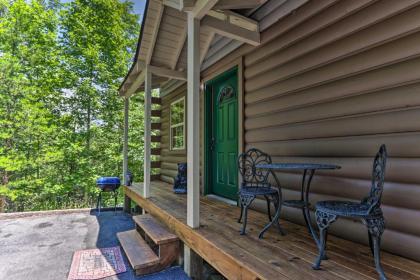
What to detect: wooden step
<box><xmin>133</xmin><ymin>214</ymin><xmax>178</xmax><ymax>245</ymax></box>
<box><xmin>117</xmin><ymin>230</ymin><xmax>159</xmax><ymax>270</ymax></box>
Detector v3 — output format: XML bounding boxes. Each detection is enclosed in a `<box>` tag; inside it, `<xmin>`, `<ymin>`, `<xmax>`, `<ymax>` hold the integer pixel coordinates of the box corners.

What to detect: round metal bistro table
<box><xmin>256</xmin><ymin>163</ymin><xmax>340</xmax><ymax>245</ymax></box>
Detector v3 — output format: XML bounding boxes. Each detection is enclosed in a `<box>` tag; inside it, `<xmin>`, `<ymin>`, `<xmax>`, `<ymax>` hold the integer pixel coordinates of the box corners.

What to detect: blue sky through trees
<box><xmin>61</xmin><ymin>0</ymin><xmax>146</xmax><ymax>21</ymax></box>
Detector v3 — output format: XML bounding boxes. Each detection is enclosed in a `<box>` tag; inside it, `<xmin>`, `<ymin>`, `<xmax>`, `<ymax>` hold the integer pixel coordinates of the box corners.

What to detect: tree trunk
<box><xmin>87</xmin><ymin>96</ymin><xmax>91</xmax><ymax>151</ymax></box>
<box><xmin>0</xmin><ymin>196</ymin><xmax>5</xmax><ymax>213</ymax></box>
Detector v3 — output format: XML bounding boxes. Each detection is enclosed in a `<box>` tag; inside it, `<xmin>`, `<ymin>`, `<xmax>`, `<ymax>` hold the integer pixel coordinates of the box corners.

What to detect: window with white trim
<box><xmin>170</xmin><ymin>97</ymin><xmax>185</xmax><ymax>150</ymax></box>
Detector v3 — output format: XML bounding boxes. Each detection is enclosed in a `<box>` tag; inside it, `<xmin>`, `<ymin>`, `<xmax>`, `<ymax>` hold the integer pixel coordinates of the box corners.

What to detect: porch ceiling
<box><xmin>119</xmin><ymin>0</ymin><xmax>308</xmax><ymax>97</ymax></box>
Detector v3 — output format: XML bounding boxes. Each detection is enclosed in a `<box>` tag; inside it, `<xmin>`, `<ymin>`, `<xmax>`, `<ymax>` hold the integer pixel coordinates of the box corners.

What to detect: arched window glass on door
<box><xmin>217</xmin><ymin>85</ymin><xmax>235</xmax><ymax>105</ymax></box>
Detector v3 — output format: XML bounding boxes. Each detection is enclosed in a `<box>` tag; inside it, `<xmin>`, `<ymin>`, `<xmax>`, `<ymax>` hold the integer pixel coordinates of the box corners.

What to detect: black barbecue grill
<box><xmin>96</xmin><ymin>177</ymin><xmax>120</xmax><ymax>214</ymax></box>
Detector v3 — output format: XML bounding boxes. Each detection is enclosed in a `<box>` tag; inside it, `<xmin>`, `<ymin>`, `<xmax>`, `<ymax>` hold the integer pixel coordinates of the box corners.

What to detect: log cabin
<box><xmin>118</xmin><ymin>0</ymin><xmax>420</xmax><ymax>279</ymax></box>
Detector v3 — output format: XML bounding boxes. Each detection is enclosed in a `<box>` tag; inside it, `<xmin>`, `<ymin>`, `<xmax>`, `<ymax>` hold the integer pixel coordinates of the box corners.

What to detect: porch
<box><xmin>124</xmin><ymin>181</ymin><xmax>420</xmax><ymax>280</ymax></box>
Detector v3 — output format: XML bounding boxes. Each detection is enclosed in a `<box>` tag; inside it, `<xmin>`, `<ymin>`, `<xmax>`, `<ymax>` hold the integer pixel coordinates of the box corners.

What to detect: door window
<box><xmin>170</xmin><ymin>97</ymin><xmax>185</xmax><ymax>150</ymax></box>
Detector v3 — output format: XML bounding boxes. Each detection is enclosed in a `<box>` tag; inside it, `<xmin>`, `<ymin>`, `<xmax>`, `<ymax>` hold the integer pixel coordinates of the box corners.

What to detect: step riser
<box><xmin>135</xmin><ymin>242</ymin><xmax>180</xmax><ymax>276</ymax></box>
<box><xmin>136</xmin><ymin>224</ymin><xmax>159</xmax><ymax>255</ymax></box>
<box><xmin>158</xmin><ymin>242</ymin><xmax>179</xmax><ymax>268</ymax></box>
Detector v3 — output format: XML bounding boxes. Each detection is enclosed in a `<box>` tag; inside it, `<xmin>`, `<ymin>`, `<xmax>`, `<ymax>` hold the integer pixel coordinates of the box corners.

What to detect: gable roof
<box><xmin>119</xmin><ymin>0</ymin><xmax>308</xmax><ymax>97</ymax></box>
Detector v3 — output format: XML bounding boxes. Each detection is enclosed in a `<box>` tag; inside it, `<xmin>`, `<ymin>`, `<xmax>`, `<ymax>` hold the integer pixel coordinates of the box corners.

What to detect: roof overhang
<box><xmin>119</xmin><ymin>0</ymin><xmax>308</xmax><ymax>97</ymax></box>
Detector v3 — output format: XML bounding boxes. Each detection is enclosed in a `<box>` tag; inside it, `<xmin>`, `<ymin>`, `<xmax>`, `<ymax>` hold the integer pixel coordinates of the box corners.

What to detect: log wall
<box><xmin>158</xmin><ymin>0</ymin><xmax>420</xmax><ymax>261</ymax></box>
<box><xmin>240</xmin><ymin>0</ymin><xmax>420</xmax><ymax>261</ymax></box>
<box><xmin>159</xmin><ymin>83</ymin><xmax>187</xmax><ymax>184</ymax></box>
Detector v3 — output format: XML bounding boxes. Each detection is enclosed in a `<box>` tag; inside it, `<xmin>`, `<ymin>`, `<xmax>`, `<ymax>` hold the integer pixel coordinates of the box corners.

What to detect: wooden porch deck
<box><xmin>124</xmin><ymin>181</ymin><xmax>420</xmax><ymax>280</ymax></box>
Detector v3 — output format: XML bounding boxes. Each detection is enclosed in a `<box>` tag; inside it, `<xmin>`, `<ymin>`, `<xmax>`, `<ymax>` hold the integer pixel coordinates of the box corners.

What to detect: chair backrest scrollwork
<box><xmin>238</xmin><ymin>148</ymin><xmax>272</xmax><ymax>188</ymax></box>
<box><xmin>363</xmin><ymin>144</ymin><xmax>387</xmax><ymax>213</ymax></box>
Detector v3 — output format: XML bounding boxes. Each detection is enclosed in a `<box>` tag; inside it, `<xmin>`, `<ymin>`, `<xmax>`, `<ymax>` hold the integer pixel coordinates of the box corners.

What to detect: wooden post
<box><xmin>186</xmin><ymin>12</ymin><xmax>200</xmax><ymax>229</ymax></box>
<box><xmin>123</xmin><ymin>97</ymin><xmax>129</xmax><ymax>185</ymax></box>
<box><xmin>123</xmin><ymin>97</ymin><xmax>131</xmax><ymax>213</ymax></box>
<box><xmin>183</xmin><ymin>245</ymin><xmax>203</xmax><ymax>279</ymax></box>
<box><xmin>123</xmin><ymin>194</ymin><xmax>131</xmax><ymax>213</ymax></box>
<box><xmin>144</xmin><ymin>68</ymin><xmax>152</xmax><ymax>198</ymax></box>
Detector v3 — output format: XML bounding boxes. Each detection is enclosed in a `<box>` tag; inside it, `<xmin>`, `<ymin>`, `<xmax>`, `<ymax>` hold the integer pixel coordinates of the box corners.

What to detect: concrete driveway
<box><xmin>0</xmin><ymin>210</ymin><xmax>188</xmax><ymax>280</ymax></box>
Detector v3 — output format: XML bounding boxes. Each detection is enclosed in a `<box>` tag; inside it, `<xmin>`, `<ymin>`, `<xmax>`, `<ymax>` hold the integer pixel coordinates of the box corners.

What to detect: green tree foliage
<box><xmin>0</xmin><ymin>0</ymin><xmax>142</xmax><ymax>212</ymax></box>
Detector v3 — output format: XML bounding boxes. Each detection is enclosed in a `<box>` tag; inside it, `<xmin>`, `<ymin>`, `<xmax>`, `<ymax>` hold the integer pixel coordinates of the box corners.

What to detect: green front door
<box><xmin>206</xmin><ymin>67</ymin><xmax>238</xmax><ymax>200</ymax></box>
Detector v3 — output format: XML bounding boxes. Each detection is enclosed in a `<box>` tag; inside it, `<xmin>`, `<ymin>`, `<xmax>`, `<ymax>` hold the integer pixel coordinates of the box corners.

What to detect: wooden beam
<box><xmin>146</xmin><ymin>3</ymin><xmax>164</xmax><ymax>65</ymax></box>
<box><xmin>162</xmin><ymin>0</ymin><xmax>181</xmax><ymax>10</ymax></box>
<box><xmin>183</xmin><ymin>245</ymin><xmax>203</xmax><ymax>278</ymax></box>
<box><xmin>201</xmin><ymin>40</ymin><xmax>242</xmax><ymax>70</ymax></box>
<box><xmin>181</xmin><ymin>0</ymin><xmax>196</xmax><ymax>11</ymax></box>
<box><xmin>124</xmin><ymin>70</ymin><xmax>146</xmax><ymax>97</ymax></box>
<box><xmin>151</xmin><ymin>97</ymin><xmax>162</xmax><ymax>105</ymax></box>
<box><xmin>171</xmin><ymin>24</ymin><xmax>187</xmax><ymax>70</ymax></box>
<box><xmin>148</xmin><ymin>65</ymin><xmax>187</xmax><ymax>80</ymax></box>
<box><xmin>162</xmin><ymin>0</ymin><xmax>196</xmax><ymax>11</ymax></box>
<box><xmin>123</xmin><ymin>97</ymin><xmax>129</xmax><ymax>186</ymax></box>
<box><xmin>186</xmin><ymin>12</ymin><xmax>200</xmax><ymax>229</ymax></box>
<box><xmin>214</xmin><ymin>0</ymin><xmax>267</xmax><ymax>10</ymax></box>
<box><xmin>121</xmin><ymin>60</ymin><xmax>146</xmax><ymax>97</ymax></box>
<box><xmin>143</xmin><ymin>67</ymin><xmax>152</xmax><ymax>198</ymax></box>
<box><xmin>201</xmin><ymin>14</ymin><xmax>260</xmax><ymax>46</ymax></box>
<box><xmin>207</xmin><ymin>10</ymin><xmax>259</xmax><ymax>31</ymax></box>
<box><xmin>123</xmin><ymin>194</ymin><xmax>131</xmax><ymax>213</ymax></box>
<box><xmin>191</xmin><ymin>0</ymin><xmax>218</xmax><ymax>19</ymax></box>
<box><xmin>151</xmin><ymin>122</ymin><xmax>161</xmax><ymax>130</ymax></box>
<box><xmin>200</xmin><ymin>32</ymin><xmax>215</xmax><ymax>64</ymax></box>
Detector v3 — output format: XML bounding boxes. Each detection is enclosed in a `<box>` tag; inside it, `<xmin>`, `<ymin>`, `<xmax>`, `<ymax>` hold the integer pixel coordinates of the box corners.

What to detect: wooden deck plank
<box><xmin>125</xmin><ymin>184</ymin><xmax>284</xmax><ymax>280</ymax></box>
<box><xmin>124</xmin><ymin>182</ymin><xmax>420</xmax><ymax>280</ymax></box>
<box><xmin>202</xmin><ymin>196</ymin><xmax>418</xmax><ymax>280</ymax></box>
<box><xmin>199</xmin><ymin>199</ymin><xmax>377</xmax><ymax>279</ymax></box>
<box><xmin>151</xmin><ymin>189</ymin><xmax>316</xmax><ymax>279</ymax></box>
<box><xmin>199</xmin><ymin>199</ymin><xmax>369</xmax><ymax>280</ymax></box>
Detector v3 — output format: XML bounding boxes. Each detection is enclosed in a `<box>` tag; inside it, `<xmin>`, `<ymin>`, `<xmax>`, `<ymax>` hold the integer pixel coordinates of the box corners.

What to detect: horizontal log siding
<box><xmin>159</xmin><ymin>83</ymin><xmax>187</xmax><ymax>184</ymax></box>
<box><xmin>159</xmin><ymin>81</ymin><xmax>205</xmax><ymax>191</ymax></box>
<box><xmin>239</xmin><ymin>0</ymin><xmax>420</xmax><ymax>261</ymax></box>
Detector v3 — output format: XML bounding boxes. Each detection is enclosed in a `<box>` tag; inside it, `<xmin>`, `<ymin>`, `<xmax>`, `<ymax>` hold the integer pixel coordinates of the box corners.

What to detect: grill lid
<box><xmin>96</xmin><ymin>177</ymin><xmax>121</xmax><ymax>185</ymax></box>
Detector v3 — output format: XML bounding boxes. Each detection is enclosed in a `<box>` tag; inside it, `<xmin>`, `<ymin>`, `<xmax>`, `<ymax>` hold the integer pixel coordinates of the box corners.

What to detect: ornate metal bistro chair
<box><xmin>237</xmin><ymin>148</ymin><xmax>284</xmax><ymax>236</ymax></box>
<box><xmin>313</xmin><ymin>145</ymin><xmax>388</xmax><ymax>280</ymax></box>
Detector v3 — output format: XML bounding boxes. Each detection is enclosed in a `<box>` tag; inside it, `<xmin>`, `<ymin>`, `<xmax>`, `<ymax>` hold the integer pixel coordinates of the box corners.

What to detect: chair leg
<box><xmin>302</xmin><ymin>207</ymin><xmax>311</xmax><ymax>234</ymax></box>
<box><xmin>271</xmin><ymin>193</ymin><xmax>285</xmax><ymax>235</ymax></box>
<box><xmin>368</xmin><ymin>231</ymin><xmax>374</xmax><ymax>256</ymax></box>
<box><xmin>313</xmin><ymin>210</ymin><xmax>337</xmax><ymax>270</ymax></box>
<box><xmin>239</xmin><ymin>194</ymin><xmax>255</xmax><ymax>235</ymax></box>
<box><xmin>322</xmin><ymin>229</ymin><xmax>329</xmax><ymax>260</ymax></box>
<box><xmin>238</xmin><ymin>204</ymin><xmax>243</xmax><ymax>223</ymax></box>
<box><xmin>264</xmin><ymin>195</ymin><xmax>272</xmax><ymax>222</ymax></box>
<box><xmin>365</xmin><ymin>217</ymin><xmax>387</xmax><ymax>280</ymax></box>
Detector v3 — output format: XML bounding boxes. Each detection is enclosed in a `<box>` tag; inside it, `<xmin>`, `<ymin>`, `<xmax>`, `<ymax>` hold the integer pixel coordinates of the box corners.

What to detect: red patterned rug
<box><xmin>68</xmin><ymin>246</ymin><xmax>127</xmax><ymax>280</ymax></box>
